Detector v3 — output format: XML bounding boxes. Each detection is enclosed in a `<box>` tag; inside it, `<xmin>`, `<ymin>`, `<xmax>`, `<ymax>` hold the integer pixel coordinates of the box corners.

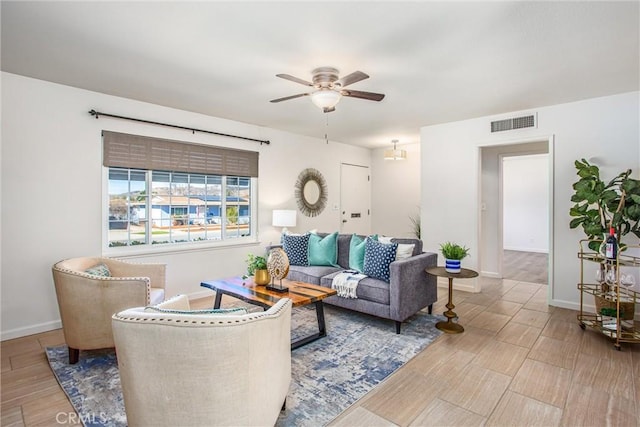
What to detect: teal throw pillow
<box><xmin>349</xmin><ymin>234</ymin><xmax>378</xmax><ymax>272</ymax></box>
<box><xmin>363</xmin><ymin>237</ymin><xmax>398</xmax><ymax>282</ymax></box>
<box><xmin>308</xmin><ymin>232</ymin><xmax>339</xmax><ymax>267</ymax></box>
<box><xmin>84</xmin><ymin>263</ymin><xmax>111</xmax><ymax>277</ymax></box>
<box><xmin>283</xmin><ymin>233</ymin><xmax>310</xmax><ymax>266</ymax></box>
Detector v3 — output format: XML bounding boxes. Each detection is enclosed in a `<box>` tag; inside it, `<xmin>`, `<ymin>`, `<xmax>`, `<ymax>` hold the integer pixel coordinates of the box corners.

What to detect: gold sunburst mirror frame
<box><xmin>294</xmin><ymin>168</ymin><xmax>328</xmax><ymax>217</ymax></box>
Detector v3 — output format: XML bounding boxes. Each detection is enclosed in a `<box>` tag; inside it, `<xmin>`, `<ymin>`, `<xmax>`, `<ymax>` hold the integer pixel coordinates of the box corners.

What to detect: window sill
<box><xmin>103</xmin><ymin>237</ymin><xmax>261</xmax><ymax>258</ymax></box>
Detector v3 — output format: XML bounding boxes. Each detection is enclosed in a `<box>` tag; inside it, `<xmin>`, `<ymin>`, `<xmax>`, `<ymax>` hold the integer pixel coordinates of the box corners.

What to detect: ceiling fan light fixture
<box><xmin>310</xmin><ymin>89</ymin><xmax>342</xmax><ymax>110</ymax></box>
<box><xmin>384</xmin><ymin>139</ymin><xmax>407</xmax><ymax>160</ymax></box>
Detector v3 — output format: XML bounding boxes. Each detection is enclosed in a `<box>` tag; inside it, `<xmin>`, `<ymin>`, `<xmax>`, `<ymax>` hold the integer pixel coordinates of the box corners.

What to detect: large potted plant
<box><xmin>569</xmin><ymin>159</ymin><xmax>640</xmax><ymax>251</ymax></box>
<box><xmin>440</xmin><ymin>242</ymin><xmax>470</xmax><ymax>273</ymax></box>
<box><xmin>245</xmin><ymin>254</ymin><xmax>270</xmax><ymax>285</ymax></box>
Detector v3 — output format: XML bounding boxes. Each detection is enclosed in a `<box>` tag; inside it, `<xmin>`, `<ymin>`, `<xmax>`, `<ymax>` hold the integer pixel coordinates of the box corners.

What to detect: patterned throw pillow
<box><xmin>378</xmin><ymin>237</ymin><xmax>415</xmax><ymax>260</ymax></box>
<box><xmin>84</xmin><ymin>263</ymin><xmax>111</xmax><ymax>277</ymax></box>
<box><xmin>349</xmin><ymin>234</ymin><xmax>378</xmax><ymax>272</ymax></box>
<box><xmin>144</xmin><ymin>306</ymin><xmax>248</xmax><ymax>315</ymax></box>
<box><xmin>363</xmin><ymin>237</ymin><xmax>398</xmax><ymax>282</ymax></box>
<box><xmin>283</xmin><ymin>233</ymin><xmax>310</xmax><ymax>266</ymax></box>
<box><xmin>308</xmin><ymin>232</ymin><xmax>339</xmax><ymax>267</ymax></box>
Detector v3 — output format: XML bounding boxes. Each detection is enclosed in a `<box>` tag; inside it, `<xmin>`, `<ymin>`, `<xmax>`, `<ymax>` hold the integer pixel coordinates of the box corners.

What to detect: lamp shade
<box><xmin>272</xmin><ymin>210</ymin><xmax>297</xmax><ymax>227</ymax></box>
<box><xmin>310</xmin><ymin>89</ymin><xmax>342</xmax><ymax>109</ymax></box>
<box><xmin>384</xmin><ymin>139</ymin><xmax>407</xmax><ymax>160</ymax></box>
<box><xmin>384</xmin><ymin>148</ymin><xmax>407</xmax><ymax>160</ymax></box>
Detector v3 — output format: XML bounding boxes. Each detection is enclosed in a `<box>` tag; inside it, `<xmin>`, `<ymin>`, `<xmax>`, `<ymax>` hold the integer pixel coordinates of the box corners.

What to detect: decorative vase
<box><xmin>267</xmin><ymin>247</ymin><xmax>290</xmax><ymax>286</ymax></box>
<box><xmin>253</xmin><ymin>269</ymin><xmax>270</xmax><ymax>285</ymax></box>
<box><xmin>445</xmin><ymin>259</ymin><xmax>461</xmax><ymax>273</ymax></box>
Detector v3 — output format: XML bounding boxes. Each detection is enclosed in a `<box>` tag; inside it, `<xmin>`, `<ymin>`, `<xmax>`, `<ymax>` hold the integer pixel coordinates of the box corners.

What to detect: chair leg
<box><xmin>68</xmin><ymin>347</ymin><xmax>79</xmax><ymax>364</ymax></box>
<box><xmin>281</xmin><ymin>398</ymin><xmax>286</xmax><ymax>412</ymax></box>
<box><xmin>428</xmin><ymin>303</ymin><xmax>433</xmax><ymax>315</ymax></box>
<box><xmin>395</xmin><ymin>321</ymin><xmax>401</xmax><ymax>334</ymax></box>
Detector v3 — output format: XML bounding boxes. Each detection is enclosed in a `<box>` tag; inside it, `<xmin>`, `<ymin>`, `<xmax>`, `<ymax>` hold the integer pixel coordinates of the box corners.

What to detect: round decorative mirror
<box><xmin>294</xmin><ymin>168</ymin><xmax>328</xmax><ymax>217</ymax></box>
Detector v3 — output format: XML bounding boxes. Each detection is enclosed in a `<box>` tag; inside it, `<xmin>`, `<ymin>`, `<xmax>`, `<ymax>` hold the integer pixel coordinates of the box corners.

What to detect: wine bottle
<box><xmin>605</xmin><ymin>227</ymin><xmax>617</xmax><ymax>260</ymax></box>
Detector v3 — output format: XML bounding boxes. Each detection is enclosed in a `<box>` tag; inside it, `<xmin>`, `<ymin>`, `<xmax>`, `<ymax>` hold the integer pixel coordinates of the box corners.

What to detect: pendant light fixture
<box><xmin>384</xmin><ymin>139</ymin><xmax>407</xmax><ymax>160</ymax></box>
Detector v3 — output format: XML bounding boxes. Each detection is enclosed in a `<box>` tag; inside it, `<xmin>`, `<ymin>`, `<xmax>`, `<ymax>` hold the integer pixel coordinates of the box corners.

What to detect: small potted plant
<box><xmin>246</xmin><ymin>254</ymin><xmax>270</xmax><ymax>285</ymax></box>
<box><xmin>439</xmin><ymin>242</ymin><xmax>470</xmax><ymax>273</ymax></box>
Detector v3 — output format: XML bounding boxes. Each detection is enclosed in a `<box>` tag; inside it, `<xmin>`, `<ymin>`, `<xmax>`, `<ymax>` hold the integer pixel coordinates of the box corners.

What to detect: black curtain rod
<box><xmin>88</xmin><ymin>109</ymin><xmax>270</xmax><ymax>145</ymax></box>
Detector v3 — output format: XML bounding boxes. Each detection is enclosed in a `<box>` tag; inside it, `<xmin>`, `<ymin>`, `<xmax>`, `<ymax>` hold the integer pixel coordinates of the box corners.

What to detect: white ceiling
<box><xmin>2</xmin><ymin>1</ymin><xmax>638</xmax><ymax>149</ymax></box>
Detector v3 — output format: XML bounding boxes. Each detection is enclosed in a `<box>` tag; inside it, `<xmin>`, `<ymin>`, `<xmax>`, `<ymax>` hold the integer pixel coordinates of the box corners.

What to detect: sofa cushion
<box><xmin>308</xmin><ymin>232</ymin><xmax>339</xmax><ymax>267</ymax></box>
<box><xmin>321</xmin><ymin>272</ymin><xmax>390</xmax><ymax>305</ymax></box>
<box><xmin>282</xmin><ymin>233</ymin><xmax>310</xmax><ymax>266</ymax></box>
<box><xmin>349</xmin><ymin>234</ymin><xmax>378</xmax><ymax>272</ymax></box>
<box><xmin>363</xmin><ymin>237</ymin><xmax>398</xmax><ymax>283</ymax></box>
<box><xmin>287</xmin><ymin>265</ymin><xmax>341</xmax><ymax>285</ymax></box>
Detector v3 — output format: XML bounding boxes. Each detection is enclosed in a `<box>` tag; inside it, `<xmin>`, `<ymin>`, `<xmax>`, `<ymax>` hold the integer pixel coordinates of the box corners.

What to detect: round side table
<box><xmin>425</xmin><ymin>266</ymin><xmax>478</xmax><ymax>333</ymax></box>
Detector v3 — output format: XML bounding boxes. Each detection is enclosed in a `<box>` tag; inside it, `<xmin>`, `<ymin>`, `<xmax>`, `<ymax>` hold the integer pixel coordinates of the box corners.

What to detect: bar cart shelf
<box><xmin>577</xmin><ymin>240</ymin><xmax>639</xmax><ymax>350</ymax></box>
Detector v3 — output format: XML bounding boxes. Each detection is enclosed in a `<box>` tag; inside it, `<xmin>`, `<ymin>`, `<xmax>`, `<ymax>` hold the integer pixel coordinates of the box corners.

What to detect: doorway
<box><xmin>501</xmin><ymin>153</ymin><xmax>549</xmax><ymax>284</ymax></box>
<box><xmin>479</xmin><ymin>139</ymin><xmax>552</xmax><ymax>287</ymax></box>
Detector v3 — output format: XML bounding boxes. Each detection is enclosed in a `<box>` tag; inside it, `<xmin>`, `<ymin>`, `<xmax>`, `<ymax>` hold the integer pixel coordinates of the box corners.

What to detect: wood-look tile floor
<box><xmin>2</xmin><ymin>278</ymin><xmax>639</xmax><ymax>426</ymax></box>
<box><xmin>330</xmin><ymin>277</ymin><xmax>640</xmax><ymax>427</ymax></box>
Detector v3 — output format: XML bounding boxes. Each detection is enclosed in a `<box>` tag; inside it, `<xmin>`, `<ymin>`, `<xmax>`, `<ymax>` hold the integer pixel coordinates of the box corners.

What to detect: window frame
<box><xmin>102</xmin><ymin>167</ymin><xmax>258</xmax><ymax>256</ymax></box>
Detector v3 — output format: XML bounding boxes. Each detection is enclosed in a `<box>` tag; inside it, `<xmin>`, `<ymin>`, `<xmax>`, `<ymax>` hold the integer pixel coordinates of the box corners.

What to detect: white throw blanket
<box><xmin>331</xmin><ymin>270</ymin><xmax>367</xmax><ymax>299</ymax></box>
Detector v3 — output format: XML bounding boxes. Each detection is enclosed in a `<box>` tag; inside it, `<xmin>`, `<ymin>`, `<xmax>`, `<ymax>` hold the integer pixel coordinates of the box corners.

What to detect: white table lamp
<box><xmin>272</xmin><ymin>210</ymin><xmax>297</xmax><ymax>236</ymax></box>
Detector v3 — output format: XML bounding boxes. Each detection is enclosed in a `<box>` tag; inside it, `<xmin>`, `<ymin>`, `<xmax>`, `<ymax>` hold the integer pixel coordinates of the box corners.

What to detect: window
<box><xmin>103</xmin><ymin>131</ymin><xmax>258</xmax><ymax>250</ymax></box>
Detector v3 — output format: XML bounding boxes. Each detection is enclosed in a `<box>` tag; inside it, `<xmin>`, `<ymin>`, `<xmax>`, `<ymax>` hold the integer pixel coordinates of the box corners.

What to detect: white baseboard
<box><xmin>481</xmin><ymin>271</ymin><xmax>502</xmax><ymax>279</ymax></box>
<box><xmin>503</xmin><ymin>247</ymin><xmax>549</xmax><ymax>254</ymax></box>
<box><xmin>551</xmin><ymin>298</ymin><xmax>640</xmax><ymax>322</ymax></box>
<box><xmin>1</xmin><ymin>320</ymin><xmax>62</xmax><ymax>341</ymax></box>
<box><xmin>187</xmin><ymin>289</ymin><xmax>216</xmax><ymax>301</ymax></box>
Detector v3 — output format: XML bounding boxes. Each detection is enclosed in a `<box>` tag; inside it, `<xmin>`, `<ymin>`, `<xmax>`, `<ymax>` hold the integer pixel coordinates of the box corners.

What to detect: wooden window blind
<box><xmin>102</xmin><ymin>131</ymin><xmax>259</xmax><ymax>177</ymax></box>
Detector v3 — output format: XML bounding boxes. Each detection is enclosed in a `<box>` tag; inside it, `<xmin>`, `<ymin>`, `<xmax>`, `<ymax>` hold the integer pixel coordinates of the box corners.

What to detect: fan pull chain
<box><xmin>325</xmin><ymin>114</ymin><xmax>329</xmax><ymax>144</ymax></box>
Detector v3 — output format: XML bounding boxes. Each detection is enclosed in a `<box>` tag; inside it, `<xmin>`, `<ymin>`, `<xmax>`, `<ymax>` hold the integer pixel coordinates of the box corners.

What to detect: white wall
<box><xmin>421</xmin><ymin>91</ymin><xmax>640</xmax><ymax>305</ymax></box>
<box><xmin>503</xmin><ymin>154</ymin><xmax>549</xmax><ymax>252</ymax></box>
<box><xmin>0</xmin><ymin>72</ymin><xmax>372</xmax><ymax>339</ymax></box>
<box><xmin>371</xmin><ymin>143</ymin><xmax>421</xmax><ymax>237</ymax></box>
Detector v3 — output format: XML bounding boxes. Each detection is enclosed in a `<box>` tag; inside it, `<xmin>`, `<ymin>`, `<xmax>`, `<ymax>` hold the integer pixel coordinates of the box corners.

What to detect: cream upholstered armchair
<box><xmin>112</xmin><ymin>295</ymin><xmax>292</xmax><ymax>427</ymax></box>
<box><xmin>52</xmin><ymin>256</ymin><xmax>166</xmax><ymax>364</ymax></box>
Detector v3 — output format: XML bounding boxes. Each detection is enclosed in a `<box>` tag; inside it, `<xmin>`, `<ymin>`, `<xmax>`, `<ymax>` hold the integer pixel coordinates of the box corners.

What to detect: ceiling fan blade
<box><xmin>276</xmin><ymin>74</ymin><xmax>313</xmax><ymax>86</ymax></box>
<box><xmin>341</xmin><ymin>89</ymin><xmax>385</xmax><ymax>102</ymax></box>
<box><xmin>336</xmin><ymin>71</ymin><xmax>369</xmax><ymax>87</ymax></box>
<box><xmin>323</xmin><ymin>107</ymin><xmax>336</xmax><ymax>113</ymax></box>
<box><xmin>270</xmin><ymin>93</ymin><xmax>310</xmax><ymax>103</ymax></box>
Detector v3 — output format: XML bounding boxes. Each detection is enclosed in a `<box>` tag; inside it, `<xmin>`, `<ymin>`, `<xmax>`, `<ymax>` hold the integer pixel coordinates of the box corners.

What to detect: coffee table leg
<box><xmin>315</xmin><ymin>301</ymin><xmax>327</xmax><ymax>338</ymax></box>
<box><xmin>213</xmin><ymin>292</ymin><xmax>222</xmax><ymax>309</ymax></box>
<box><xmin>292</xmin><ymin>301</ymin><xmax>328</xmax><ymax>350</ymax></box>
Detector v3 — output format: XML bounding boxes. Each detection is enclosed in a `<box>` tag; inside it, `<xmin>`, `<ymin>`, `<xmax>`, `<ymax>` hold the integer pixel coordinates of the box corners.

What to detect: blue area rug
<box><xmin>46</xmin><ymin>305</ymin><xmax>443</xmax><ymax>427</ymax></box>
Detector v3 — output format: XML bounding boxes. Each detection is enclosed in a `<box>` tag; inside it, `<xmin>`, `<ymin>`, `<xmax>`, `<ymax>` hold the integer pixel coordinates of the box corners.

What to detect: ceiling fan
<box><xmin>270</xmin><ymin>67</ymin><xmax>385</xmax><ymax>113</ymax></box>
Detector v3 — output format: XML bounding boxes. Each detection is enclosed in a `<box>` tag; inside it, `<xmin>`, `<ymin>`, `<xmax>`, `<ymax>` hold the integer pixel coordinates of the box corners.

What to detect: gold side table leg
<box><xmin>436</xmin><ymin>277</ymin><xmax>464</xmax><ymax>333</ymax></box>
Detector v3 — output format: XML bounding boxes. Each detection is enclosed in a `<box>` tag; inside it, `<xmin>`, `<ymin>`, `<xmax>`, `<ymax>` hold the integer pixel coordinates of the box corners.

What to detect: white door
<box><xmin>340</xmin><ymin>163</ymin><xmax>371</xmax><ymax>235</ymax></box>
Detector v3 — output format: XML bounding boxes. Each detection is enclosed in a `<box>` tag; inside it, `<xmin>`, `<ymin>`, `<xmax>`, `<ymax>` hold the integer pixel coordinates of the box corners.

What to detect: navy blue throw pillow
<box><xmin>282</xmin><ymin>233</ymin><xmax>310</xmax><ymax>266</ymax></box>
<box><xmin>363</xmin><ymin>237</ymin><xmax>398</xmax><ymax>282</ymax></box>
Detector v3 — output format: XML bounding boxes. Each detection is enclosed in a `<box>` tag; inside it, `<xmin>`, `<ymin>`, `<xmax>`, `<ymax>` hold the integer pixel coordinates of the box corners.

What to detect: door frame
<box><xmin>477</xmin><ymin>135</ymin><xmax>555</xmax><ymax>302</ymax></box>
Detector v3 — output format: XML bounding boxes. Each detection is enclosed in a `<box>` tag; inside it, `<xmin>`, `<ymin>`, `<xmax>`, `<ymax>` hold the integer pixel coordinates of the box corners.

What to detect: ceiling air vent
<box><xmin>491</xmin><ymin>114</ymin><xmax>536</xmax><ymax>133</ymax></box>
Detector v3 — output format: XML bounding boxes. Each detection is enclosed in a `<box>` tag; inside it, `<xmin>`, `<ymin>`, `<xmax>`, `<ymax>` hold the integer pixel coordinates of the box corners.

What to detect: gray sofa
<box><xmin>282</xmin><ymin>233</ymin><xmax>438</xmax><ymax>333</ymax></box>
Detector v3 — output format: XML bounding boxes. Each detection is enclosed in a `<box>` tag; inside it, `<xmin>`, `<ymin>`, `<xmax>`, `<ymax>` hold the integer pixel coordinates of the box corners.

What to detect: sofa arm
<box><xmin>388</xmin><ymin>251</ymin><xmax>438</xmax><ymax>321</ymax></box>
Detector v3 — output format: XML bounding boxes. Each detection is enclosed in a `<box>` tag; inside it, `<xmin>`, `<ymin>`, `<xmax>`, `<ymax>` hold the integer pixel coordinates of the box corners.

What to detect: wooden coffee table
<box><xmin>200</xmin><ymin>277</ymin><xmax>337</xmax><ymax>350</ymax></box>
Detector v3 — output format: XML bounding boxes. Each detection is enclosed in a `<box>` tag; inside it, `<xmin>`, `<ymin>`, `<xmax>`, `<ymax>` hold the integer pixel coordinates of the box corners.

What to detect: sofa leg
<box><xmin>395</xmin><ymin>321</ymin><xmax>401</xmax><ymax>334</ymax></box>
<box><xmin>281</xmin><ymin>398</ymin><xmax>286</xmax><ymax>412</ymax></box>
<box><xmin>428</xmin><ymin>304</ymin><xmax>433</xmax><ymax>315</ymax></box>
<box><xmin>68</xmin><ymin>347</ymin><xmax>79</xmax><ymax>364</ymax></box>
